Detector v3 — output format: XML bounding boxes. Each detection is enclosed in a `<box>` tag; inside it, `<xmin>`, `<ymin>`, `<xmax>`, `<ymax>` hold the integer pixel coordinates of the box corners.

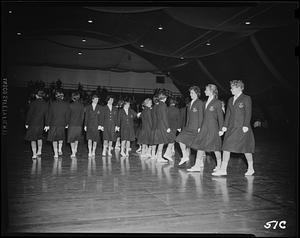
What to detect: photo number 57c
<box><xmin>264</xmin><ymin>220</ymin><xmax>287</xmax><ymax>230</ymax></box>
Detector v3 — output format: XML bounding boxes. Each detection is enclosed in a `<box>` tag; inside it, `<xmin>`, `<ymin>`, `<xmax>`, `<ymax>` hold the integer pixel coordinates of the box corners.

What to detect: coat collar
<box><xmin>205</xmin><ymin>97</ymin><xmax>216</xmax><ymax>110</ymax></box>
<box><xmin>233</xmin><ymin>93</ymin><xmax>244</xmax><ymax>106</ymax></box>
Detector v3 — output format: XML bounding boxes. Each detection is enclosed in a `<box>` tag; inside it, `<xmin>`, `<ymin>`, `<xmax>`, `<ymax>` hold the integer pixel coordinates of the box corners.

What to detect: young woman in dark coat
<box><xmin>84</xmin><ymin>94</ymin><xmax>102</xmax><ymax>158</ymax></box>
<box><xmin>189</xmin><ymin>84</ymin><xmax>224</xmax><ymax>171</ymax></box>
<box><xmin>67</xmin><ymin>91</ymin><xmax>84</xmax><ymax>158</ymax></box>
<box><xmin>175</xmin><ymin>86</ymin><xmax>204</xmax><ymax>165</ymax></box>
<box><xmin>163</xmin><ymin>96</ymin><xmax>181</xmax><ymax>161</ymax></box>
<box><xmin>45</xmin><ymin>90</ymin><xmax>70</xmax><ymax>158</ymax></box>
<box><xmin>100</xmin><ymin>95</ymin><xmax>119</xmax><ymax>156</ymax></box>
<box><xmin>149</xmin><ymin>94</ymin><xmax>159</xmax><ymax>159</ymax></box>
<box><xmin>212</xmin><ymin>80</ymin><xmax>255</xmax><ymax>176</ymax></box>
<box><xmin>25</xmin><ymin>90</ymin><xmax>48</xmax><ymax>159</ymax></box>
<box><xmin>117</xmin><ymin>99</ymin><xmax>138</xmax><ymax>157</ymax></box>
<box><xmin>153</xmin><ymin>89</ymin><xmax>172</xmax><ymax>163</ymax></box>
<box><xmin>137</xmin><ymin>98</ymin><xmax>153</xmax><ymax>157</ymax></box>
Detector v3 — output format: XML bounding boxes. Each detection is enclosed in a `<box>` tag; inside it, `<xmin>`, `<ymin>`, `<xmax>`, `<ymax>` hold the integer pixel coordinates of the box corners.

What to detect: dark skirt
<box><xmin>176</xmin><ymin>128</ymin><xmax>199</xmax><ymax>147</ymax></box>
<box><xmin>24</xmin><ymin>126</ymin><xmax>44</xmax><ymax>141</ymax></box>
<box><xmin>47</xmin><ymin>126</ymin><xmax>65</xmax><ymax>141</ymax></box>
<box><xmin>67</xmin><ymin>126</ymin><xmax>82</xmax><ymax>143</ymax></box>
<box><xmin>103</xmin><ymin>124</ymin><xmax>116</xmax><ymax>141</ymax></box>
<box><xmin>86</xmin><ymin>127</ymin><xmax>100</xmax><ymax>142</ymax></box>
<box><xmin>222</xmin><ymin>127</ymin><xmax>255</xmax><ymax>153</ymax></box>
<box><xmin>167</xmin><ymin>129</ymin><xmax>177</xmax><ymax>143</ymax></box>
<box><xmin>120</xmin><ymin>127</ymin><xmax>135</xmax><ymax>141</ymax></box>
<box><xmin>153</xmin><ymin>129</ymin><xmax>172</xmax><ymax>145</ymax></box>
<box><xmin>190</xmin><ymin>126</ymin><xmax>222</xmax><ymax>151</ymax></box>
<box><xmin>137</xmin><ymin>128</ymin><xmax>152</xmax><ymax>144</ymax></box>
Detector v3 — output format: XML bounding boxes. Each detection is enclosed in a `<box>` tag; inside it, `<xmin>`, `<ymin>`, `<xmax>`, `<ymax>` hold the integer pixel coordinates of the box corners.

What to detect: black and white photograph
<box><xmin>1</xmin><ymin>1</ymin><xmax>299</xmax><ymax>236</ymax></box>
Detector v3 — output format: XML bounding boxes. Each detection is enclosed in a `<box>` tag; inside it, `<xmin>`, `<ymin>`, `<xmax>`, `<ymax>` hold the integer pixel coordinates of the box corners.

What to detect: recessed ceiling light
<box><xmin>140</xmin><ymin>44</ymin><xmax>144</xmax><ymax>48</ymax></box>
<box><xmin>158</xmin><ymin>26</ymin><xmax>163</xmax><ymax>30</ymax></box>
<box><xmin>78</xmin><ymin>52</ymin><xmax>82</xmax><ymax>55</ymax></box>
<box><xmin>245</xmin><ymin>21</ymin><xmax>251</xmax><ymax>25</ymax></box>
<box><xmin>88</xmin><ymin>20</ymin><xmax>93</xmax><ymax>23</ymax></box>
<box><xmin>17</xmin><ymin>32</ymin><xmax>21</xmax><ymax>35</ymax></box>
<box><xmin>206</xmin><ymin>42</ymin><xmax>211</xmax><ymax>46</ymax></box>
<box><xmin>9</xmin><ymin>10</ymin><xmax>12</xmax><ymax>14</ymax></box>
<box><xmin>180</xmin><ymin>57</ymin><xmax>184</xmax><ymax>60</ymax></box>
<box><xmin>82</xmin><ymin>39</ymin><xmax>86</xmax><ymax>42</ymax></box>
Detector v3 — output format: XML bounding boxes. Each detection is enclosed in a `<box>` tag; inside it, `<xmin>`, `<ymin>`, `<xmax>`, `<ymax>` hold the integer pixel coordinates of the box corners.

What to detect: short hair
<box><xmin>157</xmin><ymin>89</ymin><xmax>168</xmax><ymax>100</ymax></box>
<box><xmin>55</xmin><ymin>89</ymin><xmax>64</xmax><ymax>99</ymax></box>
<box><xmin>169</xmin><ymin>96</ymin><xmax>177</xmax><ymax>106</ymax></box>
<box><xmin>36</xmin><ymin>89</ymin><xmax>45</xmax><ymax>98</ymax></box>
<box><xmin>91</xmin><ymin>94</ymin><xmax>99</xmax><ymax>100</ymax></box>
<box><xmin>189</xmin><ymin>86</ymin><xmax>201</xmax><ymax>98</ymax></box>
<box><xmin>105</xmin><ymin>95</ymin><xmax>114</xmax><ymax>103</ymax></box>
<box><xmin>71</xmin><ymin>91</ymin><xmax>80</xmax><ymax>101</ymax></box>
<box><xmin>206</xmin><ymin>84</ymin><xmax>218</xmax><ymax>99</ymax></box>
<box><xmin>142</xmin><ymin>98</ymin><xmax>152</xmax><ymax>107</ymax></box>
<box><xmin>230</xmin><ymin>80</ymin><xmax>244</xmax><ymax>90</ymax></box>
<box><xmin>153</xmin><ymin>94</ymin><xmax>159</xmax><ymax>104</ymax></box>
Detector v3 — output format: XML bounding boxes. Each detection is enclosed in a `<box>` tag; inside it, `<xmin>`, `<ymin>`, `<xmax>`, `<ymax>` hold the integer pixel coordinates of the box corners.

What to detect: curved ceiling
<box><xmin>2</xmin><ymin>2</ymin><xmax>298</xmax><ymax>96</ymax></box>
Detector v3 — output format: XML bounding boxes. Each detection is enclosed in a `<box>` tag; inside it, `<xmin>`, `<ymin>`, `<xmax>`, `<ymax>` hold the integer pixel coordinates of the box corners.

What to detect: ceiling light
<box><xmin>82</xmin><ymin>39</ymin><xmax>86</xmax><ymax>42</ymax></box>
<box><xmin>9</xmin><ymin>10</ymin><xmax>12</xmax><ymax>14</ymax></box>
<box><xmin>78</xmin><ymin>52</ymin><xmax>82</xmax><ymax>55</ymax></box>
<box><xmin>88</xmin><ymin>20</ymin><xmax>93</xmax><ymax>23</ymax></box>
<box><xmin>180</xmin><ymin>57</ymin><xmax>184</xmax><ymax>60</ymax></box>
<box><xmin>140</xmin><ymin>44</ymin><xmax>144</xmax><ymax>48</ymax></box>
<box><xmin>158</xmin><ymin>26</ymin><xmax>163</xmax><ymax>30</ymax></box>
<box><xmin>17</xmin><ymin>32</ymin><xmax>21</xmax><ymax>35</ymax></box>
<box><xmin>206</xmin><ymin>42</ymin><xmax>211</xmax><ymax>46</ymax></box>
<box><xmin>245</xmin><ymin>21</ymin><xmax>251</xmax><ymax>25</ymax></box>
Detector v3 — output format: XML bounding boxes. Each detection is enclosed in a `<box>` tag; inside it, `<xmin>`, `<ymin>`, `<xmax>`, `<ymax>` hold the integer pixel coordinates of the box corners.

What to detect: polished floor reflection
<box><xmin>4</xmin><ymin>129</ymin><xmax>297</xmax><ymax>236</ymax></box>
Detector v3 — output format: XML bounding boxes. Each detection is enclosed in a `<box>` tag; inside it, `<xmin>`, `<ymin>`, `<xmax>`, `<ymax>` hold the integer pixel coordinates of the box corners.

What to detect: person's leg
<box><xmin>53</xmin><ymin>141</ymin><xmax>58</xmax><ymax>158</ymax></box>
<box><xmin>136</xmin><ymin>144</ymin><xmax>142</xmax><ymax>153</ymax></box>
<box><xmin>102</xmin><ymin>140</ymin><xmax>108</xmax><ymax>156</ymax></box>
<box><xmin>70</xmin><ymin>142</ymin><xmax>76</xmax><ymax>157</ymax></box>
<box><xmin>171</xmin><ymin>143</ymin><xmax>175</xmax><ymax>155</ymax></box>
<box><xmin>115</xmin><ymin>137</ymin><xmax>120</xmax><ymax>149</ymax></box>
<box><xmin>187</xmin><ymin>150</ymin><xmax>205</xmax><ymax>171</ymax></box>
<box><xmin>31</xmin><ymin>141</ymin><xmax>37</xmax><ymax>158</ymax></box>
<box><xmin>37</xmin><ymin>139</ymin><xmax>42</xmax><ymax>156</ymax></box>
<box><xmin>92</xmin><ymin>141</ymin><xmax>97</xmax><ymax>156</ymax></box>
<box><xmin>213</xmin><ymin>151</ymin><xmax>222</xmax><ymax>172</ymax></box>
<box><xmin>74</xmin><ymin>141</ymin><xmax>79</xmax><ymax>154</ymax></box>
<box><xmin>163</xmin><ymin>143</ymin><xmax>174</xmax><ymax>161</ymax></box>
<box><xmin>178</xmin><ymin>142</ymin><xmax>189</xmax><ymax>165</ymax></box>
<box><xmin>151</xmin><ymin>145</ymin><xmax>157</xmax><ymax>159</ymax></box>
<box><xmin>108</xmin><ymin>141</ymin><xmax>113</xmax><ymax>156</ymax></box>
<box><xmin>157</xmin><ymin>144</ymin><xmax>168</xmax><ymax>162</ymax></box>
<box><xmin>244</xmin><ymin>153</ymin><xmax>255</xmax><ymax>176</ymax></box>
<box><xmin>58</xmin><ymin>140</ymin><xmax>63</xmax><ymax>155</ymax></box>
<box><xmin>212</xmin><ymin>151</ymin><xmax>230</xmax><ymax>176</ymax></box>
<box><xmin>88</xmin><ymin>139</ymin><xmax>92</xmax><ymax>157</ymax></box>
<box><xmin>125</xmin><ymin>141</ymin><xmax>131</xmax><ymax>156</ymax></box>
<box><xmin>141</xmin><ymin>144</ymin><xmax>146</xmax><ymax>157</ymax></box>
<box><xmin>120</xmin><ymin>140</ymin><xmax>126</xmax><ymax>157</ymax></box>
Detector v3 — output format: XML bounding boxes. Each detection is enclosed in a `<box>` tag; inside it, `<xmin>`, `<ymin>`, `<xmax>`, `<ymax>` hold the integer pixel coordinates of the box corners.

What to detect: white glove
<box><xmin>44</xmin><ymin>126</ymin><xmax>49</xmax><ymax>132</ymax></box>
<box><xmin>177</xmin><ymin>128</ymin><xmax>181</xmax><ymax>132</ymax></box>
<box><xmin>197</xmin><ymin>128</ymin><xmax>201</xmax><ymax>133</ymax></box>
<box><xmin>25</xmin><ymin>125</ymin><xmax>29</xmax><ymax>129</ymax></box>
<box><xmin>97</xmin><ymin>125</ymin><xmax>102</xmax><ymax>130</ymax></box>
<box><xmin>222</xmin><ymin>127</ymin><xmax>227</xmax><ymax>132</ymax></box>
<box><xmin>218</xmin><ymin>131</ymin><xmax>224</xmax><ymax>136</ymax></box>
<box><xmin>242</xmin><ymin>126</ymin><xmax>249</xmax><ymax>133</ymax></box>
<box><xmin>115</xmin><ymin>126</ymin><xmax>120</xmax><ymax>132</ymax></box>
<box><xmin>137</xmin><ymin>112</ymin><xmax>141</xmax><ymax>118</ymax></box>
<box><xmin>167</xmin><ymin>128</ymin><xmax>171</xmax><ymax>133</ymax></box>
<box><xmin>84</xmin><ymin>126</ymin><xmax>87</xmax><ymax>131</ymax></box>
<box><xmin>100</xmin><ymin>126</ymin><xmax>104</xmax><ymax>131</ymax></box>
<box><xmin>65</xmin><ymin>125</ymin><xmax>68</xmax><ymax>129</ymax></box>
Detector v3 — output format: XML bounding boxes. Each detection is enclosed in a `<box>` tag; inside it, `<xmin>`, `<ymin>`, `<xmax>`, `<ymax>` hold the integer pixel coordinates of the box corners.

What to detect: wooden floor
<box><xmin>2</xmin><ymin>128</ymin><xmax>298</xmax><ymax>236</ymax></box>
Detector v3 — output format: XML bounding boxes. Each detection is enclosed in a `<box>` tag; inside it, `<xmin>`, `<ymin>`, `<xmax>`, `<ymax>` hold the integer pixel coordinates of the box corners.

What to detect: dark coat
<box><xmin>222</xmin><ymin>93</ymin><xmax>255</xmax><ymax>153</ymax></box>
<box><xmin>191</xmin><ymin>98</ymin><xmax>224</xmax><ymax>151</ymax></box>
<box><xmin>84</xmin><ymin>104</ymin><xmax>102</xmax><ymax>142</ymax></box>
<box><xmin>67</xmin><ymin>101</ymin><xmax>85</xmax><ymax>143</ymax></box>
<box><xmin>118</xmin><ymin>108</ymin><xmax>137</xmax><ymax>141</ymax></box>
<box><xmin>24</xmin><ymin>98</ymin><xmax>48</xmax><ymax>141</ymax></box>
<box><xmin>176</xmin><ymin>99</ymin><xmax>204</xmax><ymax>146</ymax></box>
<box><xmin>137</xmin><ymin>107</ymin><xmax>152</xmax><ymax>144</ymax></box>
<box><xmin>100</xmin><ymin>105</ymin><xmax>118</xmax><ymax>141</ymax></box>
<box><xmin>153</xmin><ymin>101</ymin><xmax>172</xmax><ymax>144</ymax></box>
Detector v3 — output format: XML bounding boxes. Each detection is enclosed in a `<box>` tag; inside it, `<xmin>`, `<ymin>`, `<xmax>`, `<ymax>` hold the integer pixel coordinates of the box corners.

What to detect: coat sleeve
<box><xmin>43</xmin><ymin>102</ymin><xmax>49</xmax><ymax>126</ymax></box>
<box><xmin>176</xmin><ymin>108</ymin><xmax>180</xmax><ymax>129</ymax></box>
<box><xmin>65</xmin><ymin>103</ymin><xmax>71</xmax><ymax>126</ymax></box>
<box><xmin>25</xmin><ymin>102</ymin><xmax>34</xmax><ymax>125</ymax></box>
<box><xmin>197</xmin><ymin>101</ymin><xmax>204</xmax><ymax>129</ymax></box>
<box><xmin>97</xmin><ymin>106</ymin><xmax>102</xmax><ymax>126</ymax></box>
<box><xmin>80</xmin><ymin>104</ymin><xmax>85</xmax><ymax>125</ymax></box>
<box><xmin>84</xmin><ymin>106</ymin><xmax>89</xmax><ymax>127</ymax></box>
<box><xmin>243</xmin><ymin>96</ymin><xmax>252</xmax><ymax>128</ymax></box>
<box><xmin>216</xmin><ymin>101</ymin><xmax>224</xmax><ymax>130</ymax></box>
<box><xmin>45</xmin><ymin>103</ymin><xmax>53</xmax><ymax>126</ymax></box>
<box><xmin>161</xmin><ymin>103</ymin><xmax>169</xmax><ymax>129</ymax></box>
<box><xmin>117</xmin><ymin>110</ymin><xmax>122</xmax><ymax>128</ymax></box>
<box><xmin>223</xmin><ymin>99</ymin><xmax>231</xmax><ymax>128</ymax></box>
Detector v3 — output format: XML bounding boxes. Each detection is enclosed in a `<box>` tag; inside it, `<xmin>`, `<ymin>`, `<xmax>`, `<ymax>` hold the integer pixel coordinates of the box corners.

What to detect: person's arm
<box><xmin>242</xmin><ymin>96</ymin><xmax>252</xmax><ymax>133</ymax></box>
<box><xmin>223</xmin><ymin>99</ymin><xmax>231</xmax><ymax>131</ymax></box>
<box><xmin>197</xmin><ymin>100</ymin><xmax>204</xmax><ymax>131</ymax></box>
<box><xmin>217</xmin><ymin>101</ymin><xmax>224</xmax><ymax>131</ymax></box>
<box><xmin>161</xmin><ymin>103</ymin><xmax>170</xmax><ymax>131</ymax></box>
<box><xmin>25</xmin><ymin>102</ymin><xmax>34</xmax><ymax>126</ymax></box>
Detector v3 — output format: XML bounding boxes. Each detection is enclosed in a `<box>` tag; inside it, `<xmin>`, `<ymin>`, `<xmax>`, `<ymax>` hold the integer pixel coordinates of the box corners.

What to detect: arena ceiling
<box><xmin>2</xmin><ymin>2</ymin><xmax>298</xmax><ymax>96</ymax></box>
